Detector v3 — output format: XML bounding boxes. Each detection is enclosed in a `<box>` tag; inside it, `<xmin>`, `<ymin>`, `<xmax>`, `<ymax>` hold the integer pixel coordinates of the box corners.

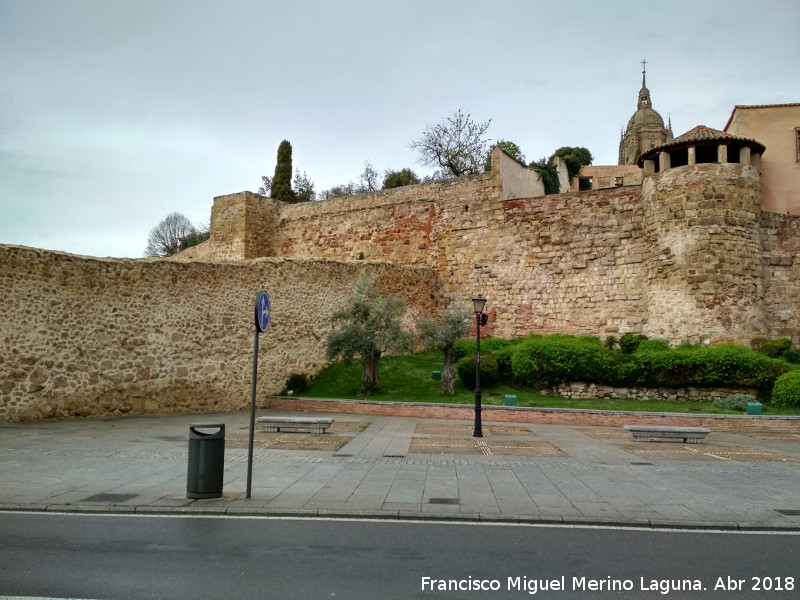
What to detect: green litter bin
<box><xmin>187</xmin><ymin>423</ymin><xmax>225</xmax><ymax>499</ymax></box>
<box><xmin>432</xmin><ymin>371</ymin><xmax>441</xmax><ymax>380</ymax></box>
<box><xmin>504</xmin><ymin>395</ymin><xmax>517</xmax><ymax>406</ymax></box>
<box><xmin>746</xmin><ymin>402</ymin><xmax>763</xmax><ymax>415</ymax></box>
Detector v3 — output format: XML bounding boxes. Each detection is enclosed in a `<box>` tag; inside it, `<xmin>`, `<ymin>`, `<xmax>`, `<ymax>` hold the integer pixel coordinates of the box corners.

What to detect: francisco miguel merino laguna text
<box><xmin>420</xmin><ymin>575</ymin><xmax>753</xmax><ymax>594</ymax></box>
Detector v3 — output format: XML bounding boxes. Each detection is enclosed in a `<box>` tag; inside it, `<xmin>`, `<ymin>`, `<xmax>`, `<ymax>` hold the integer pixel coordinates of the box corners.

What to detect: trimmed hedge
<box><xmin>451</xmin><ymin>334</ymin><xmax>790</xmax><ymax>393</ymax></box>
<box><xmin>456</xmin><ymin>353</ymin><xmax>500</xmax><ymax>387</ymax></box>
<box><xmin>510</xmin><ymin>334</ymin><xmax>613</xmax><ymax>389</ymax></box>
<box><xmin>771</xmin><ymin>371</ymin><xmax>800</xmax><ymax>407</ymax></box>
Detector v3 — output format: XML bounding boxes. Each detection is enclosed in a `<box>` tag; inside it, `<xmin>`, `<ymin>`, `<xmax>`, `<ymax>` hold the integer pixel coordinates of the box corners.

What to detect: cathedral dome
<box><xmin>627</xmin><ymin>105</ymin><xmax>666</xmax><ymax>132</ymax></box>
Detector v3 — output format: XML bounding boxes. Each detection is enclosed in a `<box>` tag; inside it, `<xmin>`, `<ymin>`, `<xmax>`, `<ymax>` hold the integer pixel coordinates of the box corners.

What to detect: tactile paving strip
<box><xmin>227</xmin><ymin>433</ymin><xmax>353</xmax><ymax>451</ymax></box>
<box><xmin>615</xmin><ymin>443</ymin><xmax>799</xmax><ymax>462</ymax></box>
<box><xmin>409</xmin><ymin>438</ymin><xmax>566</xmax><ymax>456</ymax></box>
<box><xmin>578</xmin><ymin>427</ymin><xmax>631</xmax><ymax>439</ymax></box>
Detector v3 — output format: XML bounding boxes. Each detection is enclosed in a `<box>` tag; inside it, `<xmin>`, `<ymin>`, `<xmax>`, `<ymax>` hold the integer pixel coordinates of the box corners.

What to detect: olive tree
<box><xmin>416</xmin><ymin>308</ymin><xmax>472</xmax><ymax>395</ymax></box>
<box><xmin>326</xmin><ymin>277</ymin><xmax>414</xmax><ymax>395</ymax></box>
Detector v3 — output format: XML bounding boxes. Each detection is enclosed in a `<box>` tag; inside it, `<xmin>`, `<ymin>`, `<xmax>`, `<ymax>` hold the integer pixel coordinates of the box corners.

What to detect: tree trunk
<box><xmin>360</xmin><ymin>353</ymin><xmax>381</xmax><ymax>395</ymax></box>
<box><xmin>441</xmin><ymin>346</ymin><xmax>456</xmax><ymax>395</ymax></box>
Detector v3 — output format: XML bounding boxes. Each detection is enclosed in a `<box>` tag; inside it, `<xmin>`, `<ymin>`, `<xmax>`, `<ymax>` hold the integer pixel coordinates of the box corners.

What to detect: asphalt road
<box><xmin>0</xmin><ymin>513</ymin><xmax>797</xmax><ymax>599</ymax></box>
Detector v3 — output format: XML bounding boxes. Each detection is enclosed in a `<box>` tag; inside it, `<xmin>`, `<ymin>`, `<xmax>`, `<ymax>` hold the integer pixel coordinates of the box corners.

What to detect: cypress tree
<box><xmin>271</xmin><ymin>140</ymin><xmax>297</xmax><ymax>202</ymax></box>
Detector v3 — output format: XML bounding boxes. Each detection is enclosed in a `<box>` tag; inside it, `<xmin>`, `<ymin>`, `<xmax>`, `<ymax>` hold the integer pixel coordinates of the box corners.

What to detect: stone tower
<box><xmin>618</xmin><ymin>61</ymin><xmax>673</xmax><ymax>165</ymax></box>
<box><xmin>639</xmin><ymin>127</ymin><xmax>767</xmax><ymax>345</ymax></box>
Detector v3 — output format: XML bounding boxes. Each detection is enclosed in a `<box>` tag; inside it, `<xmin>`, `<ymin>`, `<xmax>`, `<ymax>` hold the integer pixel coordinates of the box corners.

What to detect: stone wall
<box><xmin>761</xmin><ymin>211</ymin><xmax>800</xmax><ymax>345</ymax></box>
<box><xmin>0</xmin><ymin>245</ymin><xmax>443</xmax><ymax>421</ymax></box>
<box><xmin>452</xmin><ymin>187</ymin><xmax>647</xmax><ymax>339</ymax></box>
<box><xmin>643</xmin><ymin>163</ymin><xmax>766</xmax><ymax>346</ymax></box>
<box><xmin>184</xmin><ymin>161</ymin><xmax>798</xmax><ymax>345</ymax></box>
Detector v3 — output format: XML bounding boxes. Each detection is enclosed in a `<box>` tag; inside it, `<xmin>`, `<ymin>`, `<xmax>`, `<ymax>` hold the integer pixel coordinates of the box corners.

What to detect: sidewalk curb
<box><xmin>2</xmin><ymin>503</ymin><xmax>798</xmax><ymax>532</ymax></box>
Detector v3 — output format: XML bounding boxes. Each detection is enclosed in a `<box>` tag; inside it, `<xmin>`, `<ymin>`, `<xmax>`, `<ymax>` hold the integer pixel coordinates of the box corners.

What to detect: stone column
<box><xmin>751</xmin><ymin>152</ymin><xmax>761</xmax><ymax>170</ymax></box>
<box><xmin>643</xmin><ymin>160</ymin><xmax>655</xmax><ymax>175</ymax></box>
<box><xmin>718</xmin><ymin>144</ymin><xmax>728</xmax><ymax>163</ymax></box>
<box><xmin>739</xmin><ymin>146</ymin><xmax>751</xmax><ymax>166</ymax></box>
<box><xmin>659</xmin><ymin>151</ymin><xmax>671</xmax><ymax>172</ymax></box>
<box><xmin>688</xmin><ymin>146</ymin><xmax>696</xmax><ymax>166</ymax></box>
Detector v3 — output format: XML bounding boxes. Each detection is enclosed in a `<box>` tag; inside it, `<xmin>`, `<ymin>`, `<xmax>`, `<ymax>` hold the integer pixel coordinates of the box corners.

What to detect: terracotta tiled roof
<box><xmin>638</xmin><ymin>124</ymin><xmax>766</xmax><ymax>166</ymax></box>
<box><xmin>674</xmin><ymin>125</ymin><xmax>736</xmax><ymax>142</ymax></box>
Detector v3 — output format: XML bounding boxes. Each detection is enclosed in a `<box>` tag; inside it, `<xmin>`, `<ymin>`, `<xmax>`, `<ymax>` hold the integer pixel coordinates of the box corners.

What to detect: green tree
<box><xmin>145</xmin><ymin>212</ymin><xmax>195</xmax><ymax>257</ymax></box>
<box><xmin>326</xmin><ymin>277</ymin><xmax>415</xmax><ymax>394</ymax></box>
<box><xmin>382</xmin><ymin>168</ymin><xmax>421</xmax><ymax>189</ymax></box>
<box><xmin>549</xmin><ymin>146</ymin><xmax>593</xmax><ymax>181</ymax></box>
<box><xmin>529</xmin><ymin>158</ymin><xmax>560</xmax><ymax>194</ymax></box>
<box><xmin>416</xmin><ymin>308</ymin><xmax>472</xmax><ymax>394</ymax></box>
<box><xmin>484</xmin><ymin>140</ymin><xmax>525</xmax><ymax>171</ymax></box>
<box><xmin>271</xmin><ymin>140</ymin><xmax>297</xmax><ymax>203</ymax></box>
<box><xmin>410</xmin><ymin>109</ymin><xmax>492</xmax><ymax>177</ymax></box>
<box><xmin>292</xmin><ymin>169</ymin><xmax>315</xmax><ymax>203</ymax></box>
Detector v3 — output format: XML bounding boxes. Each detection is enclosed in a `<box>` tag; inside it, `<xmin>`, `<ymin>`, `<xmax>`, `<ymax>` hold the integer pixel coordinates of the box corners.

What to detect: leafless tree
<box><xmin>145</xmin><ymin>212</ymin><xmax>195</xmax><ymax>257</ymax></box>
<box><xmin>410</xmin><ymin>109</ymin><xmax>492</xmax><ymax>177</ymax></box>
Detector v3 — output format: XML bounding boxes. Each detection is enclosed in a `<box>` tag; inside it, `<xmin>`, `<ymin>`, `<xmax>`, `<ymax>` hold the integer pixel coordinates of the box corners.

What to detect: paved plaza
<box><xmin>1</xmin><ymin>409</ymin><xmax>800</xmax><ymax>530</ymax></box>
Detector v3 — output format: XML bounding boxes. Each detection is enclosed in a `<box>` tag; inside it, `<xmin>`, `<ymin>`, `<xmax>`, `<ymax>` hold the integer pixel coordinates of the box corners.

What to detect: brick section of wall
<box><xmin>761</xmin><ymin>211</ymin><xmax>800</xmax><ymax>346</ymax></box>
<box><xmin>274</xmin><ymin>173</ymin><xmax>495</xmax><ymax>266</ymax></box>
<box><xmin>0</xmin><ymin>245</ymin><xmax>443</xmax><ymax>421</ymax></box>
<box><xmin>266</xmin><ymin>397</ymin><xmax>799</xmax><ymax>434</ymax></box>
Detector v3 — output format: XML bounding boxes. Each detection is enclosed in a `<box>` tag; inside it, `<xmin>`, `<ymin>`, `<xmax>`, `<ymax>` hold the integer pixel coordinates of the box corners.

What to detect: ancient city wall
<box><xmin>453</xmin><ymin>187</ymin><xmax>647</xmax><ymax>338</ymax></box>
<box><xmin>181</xmin><ymin>162</ymin><xmax>799</xmax><ymax>345</ymax></box>
<box><xmin>0</xmin><ymin>245</ymin><xmax>443</xmax><ymax>421</ymax></box>
<box><xmin>761</xmin><ymin>211</ymin><xmax>800</xmax><ymax>345</ymax></box>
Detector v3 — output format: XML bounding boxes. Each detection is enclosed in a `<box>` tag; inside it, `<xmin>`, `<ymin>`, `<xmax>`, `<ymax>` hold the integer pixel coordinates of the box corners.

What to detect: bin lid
<box><xmin>189</xmin><ymin>423</ymin><xmax>225</xmax><ymax>439</ymax></box>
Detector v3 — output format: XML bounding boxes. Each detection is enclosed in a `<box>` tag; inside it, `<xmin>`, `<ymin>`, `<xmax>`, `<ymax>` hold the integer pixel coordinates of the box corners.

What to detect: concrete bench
<box><xmin>623</xmin><ymin>425</ymin><xmax>710</xmax><ymax>444</ymax></box>
<box><xmin>256</xmin><ymin>416</ymin><xmax>334</xmax><ymax>434</ymax></box>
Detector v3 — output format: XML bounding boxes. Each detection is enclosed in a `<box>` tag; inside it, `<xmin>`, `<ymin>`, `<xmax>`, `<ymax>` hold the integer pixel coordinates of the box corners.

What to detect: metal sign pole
<box><xmin>246</xmin><ymin>326</ymin><xmax>259</xmax><ymax>499</ymax></box>
<box><xmin>246</xmin><ymin>291</ymin><xmax>270</xmax><ymax>499</ymax></box>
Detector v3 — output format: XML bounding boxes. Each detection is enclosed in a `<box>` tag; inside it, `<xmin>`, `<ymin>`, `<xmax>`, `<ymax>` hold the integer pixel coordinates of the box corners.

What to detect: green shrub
<box><xmin>456</xmin><ymin>353</ymin><xmax>500</xmax><ymax>387</ymax></box>
<box><xmin>510</xmin><ymin>334</ymin><xmax>613</xmax><ymax>389</ymax></box>
<box><xmin>604</xmin><ymin>336</ymin><xmax>618</xmax><ymax>351</ymax></box>
<box><xmin>635</xmin><ymin>339</ymin><xmax>670</xmax><ymax>353</ymax></box>
<box><xmin>284</xmin><ymin>373</ymin><xmax>310</xmax><ymax>394</ymax></box>
<box><xmin>453</xmin><ymin>337</ymin><xmax>520</xmax><ymax>360</ymax></box>
<box><xmin>771</xmin><ymin>371</ymin><xmax>800</xmax><ymax>407</ymax></box>
<box><xmin>619</xmin><ymin>333</ymin><xmax>648</xmax><ymax>354</ymax></box>
<box><xmin>712</xmin><ymin>394</ymin><xmax>756</xmax><ymax>411</ymax></box>
<box><xmin>752</xmin><ymin>337</ymin><xmax>792</xmax><ymax>358</ymax></box>
<box><xmin>632</xmin><ymin>344</ymin><xmax>788</xmax><ymax>390</ymax></box>
<box><xmin>784</xmin><ymin>350</ymin><xmax>800</xmax><ymax>364</ymax></box>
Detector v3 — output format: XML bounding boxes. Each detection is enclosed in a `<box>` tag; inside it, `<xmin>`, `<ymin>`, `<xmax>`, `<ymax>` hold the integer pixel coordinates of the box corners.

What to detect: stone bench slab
<box><xmin>623</xmin><ymin>425</ymin><xmax>710</xmax><ymax>444</ymax></box>
<box><xmin>256</xmin><ymin>416</ymin><xmax>334</xmax><ymax>434</ymax></box>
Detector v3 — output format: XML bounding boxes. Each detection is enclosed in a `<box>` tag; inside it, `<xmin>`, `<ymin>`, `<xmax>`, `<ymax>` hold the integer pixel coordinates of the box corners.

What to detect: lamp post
<box><xmin>472</xmin><ymin>295</ymin><xmax>487</xmax><ymax>438</ymax></box>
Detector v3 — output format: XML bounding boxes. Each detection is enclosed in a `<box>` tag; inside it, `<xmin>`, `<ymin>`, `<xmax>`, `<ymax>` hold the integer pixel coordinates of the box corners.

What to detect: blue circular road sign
<box><xmin>255</xmin><ymin>291</ymin><xmax>270</xmax><ymax>333</ymax></box>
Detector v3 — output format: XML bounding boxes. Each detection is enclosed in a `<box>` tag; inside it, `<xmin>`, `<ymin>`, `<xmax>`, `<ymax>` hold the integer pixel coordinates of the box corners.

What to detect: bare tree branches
<box><xmin>145</xmin><ymin>212</ymin><xmax>195</xmax><ymax>257</ymax></box>
<box><xmin>410</xmin><ymin>109</ymin><xmax>492</xmax><ymax>177</ymax></box>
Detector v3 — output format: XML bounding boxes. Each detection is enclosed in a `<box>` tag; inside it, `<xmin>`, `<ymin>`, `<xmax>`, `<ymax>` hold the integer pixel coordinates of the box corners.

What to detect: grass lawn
<box><xmin>288</xmin><ymin>350</ymin><xmax>800</xmax><ymax>416</ymax></box>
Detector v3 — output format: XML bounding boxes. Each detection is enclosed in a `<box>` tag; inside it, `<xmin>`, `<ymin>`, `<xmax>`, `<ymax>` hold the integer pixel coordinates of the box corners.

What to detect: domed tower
<box><xmin>618</xmin><ymin>60</ymin><xmax>673</xmax><ymax>165</ymax></box>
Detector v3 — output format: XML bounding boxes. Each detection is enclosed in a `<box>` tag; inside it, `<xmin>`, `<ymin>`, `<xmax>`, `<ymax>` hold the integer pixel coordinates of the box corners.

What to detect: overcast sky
<box><xmin>2</xmin><ymin>0</ymin><xmax>799</xmax><ymax>258</ymax></box>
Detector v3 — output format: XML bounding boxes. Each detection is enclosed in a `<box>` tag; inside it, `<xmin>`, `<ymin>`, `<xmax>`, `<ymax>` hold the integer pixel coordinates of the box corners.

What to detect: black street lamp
<box><xmin>472</xmin><ymin>295</ymin><xmax>488</xmax><ymax>438</ymax></box>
